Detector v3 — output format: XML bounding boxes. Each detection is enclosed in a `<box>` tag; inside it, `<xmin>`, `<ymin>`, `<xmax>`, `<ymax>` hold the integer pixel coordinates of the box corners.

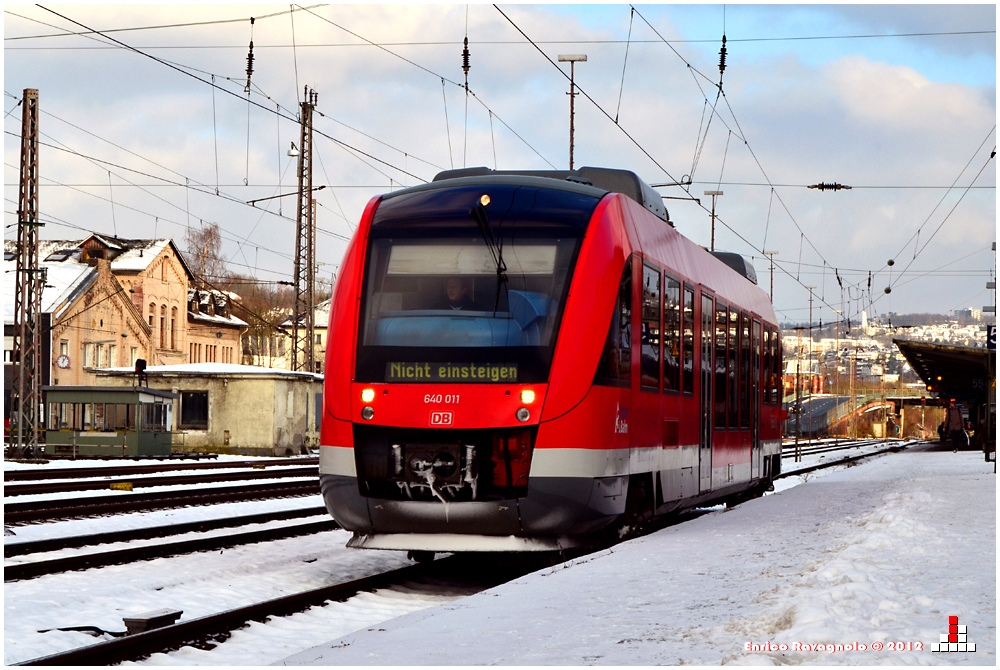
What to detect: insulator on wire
<box><xmin>808</xmin><ymin>182</ymin><xmax>852</xmax><ymax>191</ymax></box>
<box><xmin>718</xmin><ymin>35</ymin><xmax>727</xmax><ymax>77</ymax></box>
<box><xmin>462</xmin><ymin>36</ymin><xmax>471</xmax><ymax>90</ymax></box>
<box><xmin>246</xmin><ymin>42</ymin><xmax>255</xmax><ymax>79</ymax></box>
<box><xmin>245</xmin><ymin>18</ymin><xmax>255</xmax><ymax>94</ymax></box>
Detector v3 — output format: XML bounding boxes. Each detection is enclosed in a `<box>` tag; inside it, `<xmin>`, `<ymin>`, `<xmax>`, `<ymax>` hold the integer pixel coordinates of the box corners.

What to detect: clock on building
<box><xmin>56</xmin><ymin>354</ymin><xmax>71</xmax><ymax>369</ymax></box>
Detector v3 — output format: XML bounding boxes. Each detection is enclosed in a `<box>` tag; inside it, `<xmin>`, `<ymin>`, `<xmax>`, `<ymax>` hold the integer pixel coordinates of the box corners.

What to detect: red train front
<box><xmin>320</xmin><ymin>167</ymin><xmax>782</xmax><ymax>555</ymax></box>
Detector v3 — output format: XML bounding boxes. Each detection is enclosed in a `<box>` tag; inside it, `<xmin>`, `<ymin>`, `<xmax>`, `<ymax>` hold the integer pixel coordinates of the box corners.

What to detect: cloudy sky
<box><xmin>4</xmin><ymin>4</ymin><xmax>995</xmax><ymax>327</ymax></box>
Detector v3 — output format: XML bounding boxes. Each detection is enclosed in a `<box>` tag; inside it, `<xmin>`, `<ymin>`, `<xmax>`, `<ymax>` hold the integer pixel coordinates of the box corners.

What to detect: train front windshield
<box><xmin>356</xmin><ymin>183</ymin><xmax>599</xmax><ymax>384</ymax></box>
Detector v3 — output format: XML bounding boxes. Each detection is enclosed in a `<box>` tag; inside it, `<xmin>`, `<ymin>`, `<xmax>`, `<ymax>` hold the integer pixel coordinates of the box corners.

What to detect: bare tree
<box><xmin>184</xmin><ymin>222</ymin><xmax>226</xmax><ymax>287</ymax></box>
<box><xmin>220</xmin><ymin>275</ymin><xmax>294</xmax><ymax>367</ymax></box>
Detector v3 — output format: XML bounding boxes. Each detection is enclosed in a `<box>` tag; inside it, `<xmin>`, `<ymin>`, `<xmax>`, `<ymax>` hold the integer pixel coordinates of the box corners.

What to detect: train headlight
<box><xmin>520</xmin><ymin>389</ymin><xmax>535</xmax><ymax>404</ymax></box>
<box><xmin>361</xmin><ymin>388</ymin><xmax>375</xmax><ymax>403</ymax></box>
<box><xmin>480</xmin><ymin>194</ymin><xmax>491</xmax><ymax>207</ymax></box>
<box><xmin>361</xmin><ymin>406</ymin><xmax>375</xmax><ymax>420</ymax></box>
<box><xmin>516</xmin><ymin>407</ymin><xmax>530</xmax><ymax>422</ymax></box>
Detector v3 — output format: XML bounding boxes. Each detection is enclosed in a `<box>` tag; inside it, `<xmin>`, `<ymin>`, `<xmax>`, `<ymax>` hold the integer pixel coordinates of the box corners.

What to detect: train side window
<box><xmin>595</xmin><ymin>258</ymin><xmax>632</xmax><ymax>387</ymax></box>
<box><xmin>714</xmin><ymin>302</ymin><xmax>728</xmax><ymax>430</ymax></box>
<box><xmin>728</xmin><ymin>308</ymin><xmax>738</xmax><ymax>430</ymax></box>
<box><xmin>740</xmin><ymin>313</ymin><xmax>751</xmax><ymax>429</ymax></box>
<box><xmin>771</xmin><ymin>330</ymin><xmax>784</xmax><ymax>405</ymax></box>
<box><xmin>663</xmin><ymin>274</ymin><xmax>681</xmax><ymax>393</ymax></box>
<box><xmin>773</xmin><ymin>328</ymin><xmax>783</xmax><ymax>404</ymax></box>
<box><xmin>763</xmin><ymin>328</ymin><xmax>772</xmax><ymax>405</ymax></box>
<box><xmin>682</xmin><ymin>285</ymin><xmax>694</xmax><ymax>395</ymax></box>
<box><xmin>753</xmin><ymin>318</ymin><xmax>762</xmax><ymax>413</ymax></box>
<box><xmin>640</xmin><ymin>264</ymin><xmax>661</xmax><ymax>391</ymax></box>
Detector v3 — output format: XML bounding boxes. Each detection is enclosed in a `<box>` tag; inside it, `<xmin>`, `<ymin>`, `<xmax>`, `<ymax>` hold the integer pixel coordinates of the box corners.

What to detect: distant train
<box><xmin>319</xmin><ymin>167</ymin><xmax>783</xmax><ymax>557</ymax></box>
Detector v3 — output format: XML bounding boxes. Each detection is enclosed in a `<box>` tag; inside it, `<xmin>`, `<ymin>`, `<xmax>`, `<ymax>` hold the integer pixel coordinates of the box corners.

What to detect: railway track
<box><xmin>4</xmin><ymin>505</ymin><xmax>328</xmax><ymax>558</ymax></box>
<box><xmin>4</xmin><ymin>465</ymin><xmax>318</xmax><ymax>497</ymax></box>
<box><xmin>777</xmin><ymin>440</ymin><xmax>913</xmax><ymax>479</ymax></box>
<box><xmin>4</xmin><ymin>479</ymin><xmax>319</xmax><ymax>524</ymax></box>
<box><xmin>12</xmin><ymin>553</ymin><xmax>543</xmax><ymax>666</ymax></box>
<box><xmin>780</xmin><ymin>438</ymin><xmax>899</xmax><ymax>459</ymax></box>
<box><xmin>5</xmin><ymin>515</ymin><xmax>337</xmax><ymax>582</ymax></box>
<box><xmin>4</xmin><ymin>457</ymin><xmax>318</xmax><ymax>482</ymax></box>
<box><xmin>5</xmin><ymin>442</ymin><xmax>919</xmax><ymax>665</ymax></box>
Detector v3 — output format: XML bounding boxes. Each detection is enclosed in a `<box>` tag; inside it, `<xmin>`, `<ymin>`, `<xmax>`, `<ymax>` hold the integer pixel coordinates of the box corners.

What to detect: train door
<box><xmin>699</xmin><ymin>293</ymin><xmax>714</xmax><ymax>492</ymax></box>
<box><xmin>634</xmin><ymin>263</ymin><xmax>662</xmax><ymax>454</ymax></box>
<box><xmin>751</xmin><ymin>319</ymin><xmax>762</xmax><ymax>479</ymax></box>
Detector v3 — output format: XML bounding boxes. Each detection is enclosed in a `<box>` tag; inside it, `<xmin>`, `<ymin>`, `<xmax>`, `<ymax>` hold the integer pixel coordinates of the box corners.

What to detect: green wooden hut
<box><xmin>43</xmin><ymin>385</ymin><xmax>178</xmax><ymax>457</ymax></box>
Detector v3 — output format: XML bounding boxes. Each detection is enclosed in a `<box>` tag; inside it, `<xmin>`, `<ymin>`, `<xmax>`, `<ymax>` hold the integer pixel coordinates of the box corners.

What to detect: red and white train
<box><xmin>319</xmin><ymin>167</ymin><xmax>783</xmax><ymax>556</ymax></box>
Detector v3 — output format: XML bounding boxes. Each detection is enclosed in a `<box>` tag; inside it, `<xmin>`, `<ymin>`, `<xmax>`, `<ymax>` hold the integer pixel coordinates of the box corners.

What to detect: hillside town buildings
<box><xmin>781</xmin><ymin>313</ymin><xmax>992</xmax><ymax>397</ymax></box>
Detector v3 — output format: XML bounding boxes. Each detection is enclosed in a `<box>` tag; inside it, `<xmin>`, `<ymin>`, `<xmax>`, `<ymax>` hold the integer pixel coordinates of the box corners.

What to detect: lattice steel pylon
<box><xmin>291</xmin><ymin>87</ymin><xmax>317</xmax><ymax>372</ymax></box>
<box><xmin>11</xmin><ymin>88</ymin><xmax>43</xmax><ymax>458</ymax></box>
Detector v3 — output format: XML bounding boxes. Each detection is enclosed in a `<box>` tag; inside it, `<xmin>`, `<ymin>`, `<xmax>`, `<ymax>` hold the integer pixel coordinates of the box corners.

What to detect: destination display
<box><xmin>387</xmin><ymin>361</ymin><xmax>518</xmax><ymax>383</ymax></box>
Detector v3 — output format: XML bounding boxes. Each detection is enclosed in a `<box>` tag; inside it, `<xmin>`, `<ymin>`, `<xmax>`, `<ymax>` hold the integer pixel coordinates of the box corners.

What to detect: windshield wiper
<box><xmin>470</xmin><ymin>203</ymin><xmax>507</xmax><ymax>311</ymax></box>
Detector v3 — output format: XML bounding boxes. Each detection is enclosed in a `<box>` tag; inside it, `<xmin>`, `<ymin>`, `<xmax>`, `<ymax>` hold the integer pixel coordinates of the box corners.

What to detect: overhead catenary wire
<box><xmin>499</xmin><ymin>6</ymin><xmax>868</xmax><ymax>323</ymax></box>
<box><xmin>614</xmin><ymin>7</ymin><xmax>635</xmax><ymax>124</ymax></box>
<box><xmin>294</xmin><ymin>3</ymin><xmax>556</xmax><ymax>169</ymax></box>
<box><xmin>9</xmin><ymin>7</ymin><xmax>992</xmax><ymax>327</ymax></box>
<box><xmin>881</xmin><ymin>126</ymin><xmax>996</xmax><ymax>278</ymax></box>
<box><xmin>881</xmin><ymin>148</ymin><xmax>995</xmax><ymax>294</ymax></box>
<box><xmin>442</xmin><ymin>79</ymin><xmax>454</xmax><ymax>169</ymax></box>
<box><xmin>211</xmin><ymin>75</ymin><xmax>220</xmax><ymax>194</ymax></box>
<box><xmin>463</xmin><ymin>6</ymin><xmax>470</xmax><ymax>168</ymax></box>
<box><xmin>34</xmin><ymin>5</ymin><xmax>428</xmax><ymax>184</ymax></box>
<box><xmin>493</xmin><ymin>4</ymin><xmax>689</xmax><ymax>190</ymax></box>
<box><xmin>4</xmin><ymin>5</ymin><xmax>322</xmax><ymax>41</ymax></box>
<box><xmin>5</xmin><ymin>6</ymin><xmax>991</xmax><ymax>46</ymax></box>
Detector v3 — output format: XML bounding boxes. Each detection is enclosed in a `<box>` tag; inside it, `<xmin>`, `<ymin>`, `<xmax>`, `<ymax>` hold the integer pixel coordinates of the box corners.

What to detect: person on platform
<box><xmin>943</xmin><ymin>400</ymin><xmax>966</xmax><ymax>453</ymax></box>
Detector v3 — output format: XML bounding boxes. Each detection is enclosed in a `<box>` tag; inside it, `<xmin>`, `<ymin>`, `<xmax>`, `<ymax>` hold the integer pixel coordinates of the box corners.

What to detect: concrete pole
<box><xmin>705</xmin><ymin>191</ymin><xmax>723</xmax><ymax>252</ymax></box>
<box><xmin>558</xmin><ymin>54</ymin><xmax>587</xmax><ymax>170</ymax></box>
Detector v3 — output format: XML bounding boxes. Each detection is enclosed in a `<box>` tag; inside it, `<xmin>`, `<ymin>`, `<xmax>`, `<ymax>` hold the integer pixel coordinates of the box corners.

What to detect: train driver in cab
<box><xmin>442</xmin><ymin>276</ymin><xmax>476</xmax><ymax>310</ymax></box>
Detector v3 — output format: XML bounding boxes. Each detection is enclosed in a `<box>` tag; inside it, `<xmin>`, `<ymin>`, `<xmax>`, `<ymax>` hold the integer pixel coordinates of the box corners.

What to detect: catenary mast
<box><xmin>12</xmin><ymin>88</ymin><xmax>43</xmax><ymax>457</ymax></box>
<box><xmin>292</xmin><ymin>87</ymin><xmax>317</xmax><ymax>372</ymax></box>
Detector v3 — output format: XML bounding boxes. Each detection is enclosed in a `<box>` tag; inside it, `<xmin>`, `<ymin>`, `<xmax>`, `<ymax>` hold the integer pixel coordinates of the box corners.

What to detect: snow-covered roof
<box><xmin>187</xmin><ymin>287</ymin><xmax>248</xmax><ymax>328</ymax></box>
<box><xmin>108</xmin><ymin>239</ymin><xmax>172</xmax><ymax>272</ymax></box>
<box><xmin>94</xmin><ymin>362</ymin><xmax>322</xmax><ymax>381</ymax></box>
<box><xmin>188</xmin><ymin>311</ymin><xmax>248</xmax><ymax>328</ymax></box>
<box><xmin>9</xmin><ymin>237</ymin><xmax>191</xmax><ymax>275</ymax></box>
<box><xmin>3</xmin><ymin>237</ymin><xmax>200</xmax><ymax>324</ymax></box>
<box><xmin>279</xmin><ymin>297</ymin><xmax>332</xmax><ymax>328</ymax></box>
<box><xmin>87</xmin><ymin>233</ymin><xmax>124</xmax><ymax>251</ymax></box>
<box><xmin>3</xmin><ymin>254</ymin><xmax>97</xmax><ymax>323</ymax></box>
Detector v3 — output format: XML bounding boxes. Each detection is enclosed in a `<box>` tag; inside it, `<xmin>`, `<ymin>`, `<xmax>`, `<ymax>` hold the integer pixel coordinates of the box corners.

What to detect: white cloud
<box><xmin>4</xmin><ymin>4</ymin><xmax>994</xmax><ymax>318</ymax></box>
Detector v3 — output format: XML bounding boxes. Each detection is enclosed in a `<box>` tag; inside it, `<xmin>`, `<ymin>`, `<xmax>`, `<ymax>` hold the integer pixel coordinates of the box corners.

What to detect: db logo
<box><xmin>430</xmin><ymin>411</ymin><xmax>453</xmax><ymax>426</ymax></box>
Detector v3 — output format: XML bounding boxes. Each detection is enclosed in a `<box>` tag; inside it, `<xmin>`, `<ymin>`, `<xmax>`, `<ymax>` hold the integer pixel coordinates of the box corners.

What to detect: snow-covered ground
<box><xmin>5</xmin><ymin>443</ymin><xmax>994</xmax><ymax>665</ymax></box>
<box><xmin>284</xmin><ymin>444</ymin><xmax>995</xmax><ymax>666</ymax></box>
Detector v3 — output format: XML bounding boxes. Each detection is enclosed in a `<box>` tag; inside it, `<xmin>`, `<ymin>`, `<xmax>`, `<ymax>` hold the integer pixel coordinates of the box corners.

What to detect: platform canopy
<box><xmin>893</xmin><ymin>338</ymin><xmax>995</xmax><ymax>403</ymax></box>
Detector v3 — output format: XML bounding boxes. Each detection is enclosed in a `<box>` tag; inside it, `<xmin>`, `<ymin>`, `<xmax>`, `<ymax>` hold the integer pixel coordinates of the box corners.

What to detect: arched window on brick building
<box><xmin>160</xmin><ymin>304</ymin><xmax>167</xmax><ymax>349</ymax></box>
<box><xmin>170</xmin><ymin>306</ymin><xmax>177</xmax><ymax>350</ymax></box>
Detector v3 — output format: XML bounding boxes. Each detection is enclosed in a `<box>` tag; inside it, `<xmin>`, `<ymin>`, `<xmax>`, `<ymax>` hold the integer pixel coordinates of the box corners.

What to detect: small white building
<box><xmin>95</xmin><ymin>363</ymin><xmax>323</xmax><ymax>456</ymax></box>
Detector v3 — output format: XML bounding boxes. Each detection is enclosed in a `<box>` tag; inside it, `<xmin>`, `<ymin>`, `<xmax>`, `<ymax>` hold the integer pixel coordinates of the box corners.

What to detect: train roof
<box><xmin>431</xmin><ymin>166</ymin><xmax>669</xmax><ymax>224</ymax></box>
<box><xmin>708</xmin><ymin>251</ymin><xmax>758</xmax><ymax>285</ymax></box>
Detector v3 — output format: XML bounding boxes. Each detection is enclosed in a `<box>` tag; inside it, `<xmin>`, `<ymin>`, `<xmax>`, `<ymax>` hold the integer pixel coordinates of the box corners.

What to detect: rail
<box><xmin>12</xmin><ymin>554</ymin><xmax>541</xmax><ymax>666</ymax></box>
<box><xmin>4</xmin><ymin>480</ymin><xmax>319</xmax><ymax>524</ymax></box>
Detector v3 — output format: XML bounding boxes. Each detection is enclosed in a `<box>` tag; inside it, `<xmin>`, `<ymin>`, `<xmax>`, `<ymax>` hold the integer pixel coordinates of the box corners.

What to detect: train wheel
<box><xmin>725</xmin><ymin>481</ymin><xmax>769</xmax><ymax>508</ymax></box>
<box><xmin>615</xmin><ymin>474</ymin><xmax>654</xmax><ymax>540</ymax></box>
<box><xmin>407</xmin><ymin>550</ymin><xmax>435</xmax><ymax>563</ymax></box>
